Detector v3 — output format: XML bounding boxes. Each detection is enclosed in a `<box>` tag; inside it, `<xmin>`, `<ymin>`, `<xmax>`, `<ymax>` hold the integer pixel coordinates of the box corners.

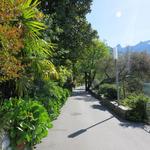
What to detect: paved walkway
<box><xmin>36</xmin><ymin>87</ymin><xmax>150</xmax><ymax>150</ymax></box>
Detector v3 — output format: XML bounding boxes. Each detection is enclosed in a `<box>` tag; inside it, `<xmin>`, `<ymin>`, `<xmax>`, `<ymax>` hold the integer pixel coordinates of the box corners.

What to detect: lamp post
<box><xmin>113</xmin><ymin>47</ymin><xmax>119</xmax><ymax>101</ymax></box>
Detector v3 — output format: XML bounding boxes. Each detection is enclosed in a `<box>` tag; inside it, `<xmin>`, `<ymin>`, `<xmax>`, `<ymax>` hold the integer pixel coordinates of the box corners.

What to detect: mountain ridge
<box><xmin>116</xmin><ymin>40</ymin><xmax>150</xmax><ymax>53</ymax></box>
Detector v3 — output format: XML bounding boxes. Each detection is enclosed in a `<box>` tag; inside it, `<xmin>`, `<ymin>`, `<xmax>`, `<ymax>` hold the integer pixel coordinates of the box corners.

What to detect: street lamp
<box><xmin>113</xmin><ymin>47</ymin><xmax>119</xmax><ymax>101</ymax></box>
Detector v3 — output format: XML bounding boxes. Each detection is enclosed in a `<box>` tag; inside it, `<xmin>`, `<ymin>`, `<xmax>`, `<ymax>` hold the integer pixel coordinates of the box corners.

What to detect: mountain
<box><xmin>116</xmin><ymin>40</ymin><xmax>150</xmax><ymax>54</ymax></box>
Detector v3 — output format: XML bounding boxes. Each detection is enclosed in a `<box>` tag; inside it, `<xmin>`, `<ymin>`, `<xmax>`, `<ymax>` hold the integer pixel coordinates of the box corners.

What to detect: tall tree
<box><xmin>0</xmin><ymin>0</ymin><xmax>57</xmax><ymax>98</ymax></box>
<box><xmin>77</xmin><ymin>39</ymin><xmax>109</xmax><ymax>90</ymax></box>
<box><xmin>40</xmin><ymin>0</ymin><xmax>98</xmax><ymax>83</ymax></box>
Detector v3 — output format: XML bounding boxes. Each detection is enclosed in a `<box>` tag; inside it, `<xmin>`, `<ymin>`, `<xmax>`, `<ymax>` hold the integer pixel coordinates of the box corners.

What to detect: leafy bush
<box><xmin>0</xmin><ymin>80</ymin><xmax>70</xmax><ymax>149</ymax></box>
<box><xmin>98</xmin><ymin>84</ymin><xmax>117</xmax><ymax>100</ymax></box>
<box><xmin>39</xmin><ymin>98</ymin><xmax>61</xmax><ymax>120</ymax></box>
<box><xmin>57</xmin><ymin>66</ymin><xmax>72</xmax><ymax>87</ymax></box>
<box><xmin>33</xmin><ymin>80</ymin><xmax>70</xmax><ymax>120</ymax></box>
<box><xmin>126</xmin><ymin>77</ymin><xmax>143</xmax><ymax>94</ymax></box>
<box><xmin>121</xmin><ymin>94</ymin><xmax>150</xmax><ymax>121</ymax></box>
<box><xmin>0</xmin><ymin>98</ymin><xmax>52</xmax><ymax>149</ymax></box>
<box><xmin>39</xmin><ymin>95</ymin><xmax>69</xmax><ymax>121</ymax></box>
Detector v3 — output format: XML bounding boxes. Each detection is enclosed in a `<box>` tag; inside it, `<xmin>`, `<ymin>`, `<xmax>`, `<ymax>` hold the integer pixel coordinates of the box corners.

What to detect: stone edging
<box><xmin>88</xmin><ymin>89</ymin><xmax>131</xmax><ymax>119</ymax></box>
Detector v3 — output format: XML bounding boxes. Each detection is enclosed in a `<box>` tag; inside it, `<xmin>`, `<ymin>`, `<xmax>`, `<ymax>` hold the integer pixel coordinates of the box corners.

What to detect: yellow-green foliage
<box><xmin>0</xmin><ymin>0</ymin><xmax>56</xmax><ymax>83</ymax></box>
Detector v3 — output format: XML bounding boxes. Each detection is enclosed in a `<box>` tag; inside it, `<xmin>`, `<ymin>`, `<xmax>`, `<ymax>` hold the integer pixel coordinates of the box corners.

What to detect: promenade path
<box><xmin>36</xmin><ymin>87</ymin><xmax>150</xmax><ymax>150</ymax></box>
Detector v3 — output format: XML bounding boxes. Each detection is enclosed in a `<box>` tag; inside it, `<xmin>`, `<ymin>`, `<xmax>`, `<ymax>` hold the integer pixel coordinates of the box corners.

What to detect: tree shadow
<box><xmin>71</xmin><ymin>88</ymin><xmax>150</xmax><ymax>134</ymax></box>
<box><xmin>118</xmin><ymin>121</ymin><xmax>150</xmax><ymax>134</ymax></box>
<box><xmin>75</xmin><ymin>96</ymin><xmax>98</xmax><ymax>102</ymax></box>
<box><xmin>72</xmin><ymin>89</ymin><xmax>98</xmax><ymax>102</ymax></box>
<box><xmin>71</xmin><ymin>90</ymin><xmax>86</xmax><ymax>97</ymax></box>
<box><xmin>119</xmin><ymin>121</ymin><xmax>144</xmax><ymax>128</ymax></box>
<box><xmin>68</xmin><ymin>116</ymin><xmax>114</xmax><ymax>138</ymax></box>
<box><xmin>143</xmin><ymin>125</ymin><xmax>150</xmax><ymax>133</ymax></box>
<box><xmin>91</xmin><ymin>104</ymin><xmax>107</xmax><ymax>111</ymax></box>
<box><xmin>91</xmin><ymin>103</ymin><xmax>149</xmax><ymax>132</ymax></box>
<box><xmin>71</xmin><ymin>112</ymin><xmax>82</xmax><ymax>116</ymax></box>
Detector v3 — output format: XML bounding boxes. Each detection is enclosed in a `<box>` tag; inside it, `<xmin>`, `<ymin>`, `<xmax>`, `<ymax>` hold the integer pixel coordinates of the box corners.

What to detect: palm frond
<box><xmin>24</xmin><ymin>38</ymin><xmax>53</xmax><ymax>58</ymax></box>
<box><xmin>18</xmin><ymin>0</ymin><xmax>45</xmax><ymax>37</ymax></box>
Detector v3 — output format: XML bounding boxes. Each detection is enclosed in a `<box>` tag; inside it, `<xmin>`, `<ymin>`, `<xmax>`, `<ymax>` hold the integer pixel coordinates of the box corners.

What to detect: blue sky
<box><xmin>86</xmin><ymin>0</ymin><xmax>150</xmax><ymax>47</ymax></box>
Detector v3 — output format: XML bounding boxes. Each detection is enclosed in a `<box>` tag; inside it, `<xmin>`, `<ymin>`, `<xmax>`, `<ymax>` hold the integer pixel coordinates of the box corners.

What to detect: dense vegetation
<box><xmin>93</xmin><ymin>51</ymin><xmax>150</xmax><ymax>96</ymax></box>
<box><xmin>1</xmin><ymin>0</ymin><xmax>149</xmax><ymax>148</ymax></box>
<box><xmin>91</xmin><ymin>51</ymin><xmax>150</xmax><ymax>122</ymax></box>
<box><xmin>0</xmin><ymin>0</ymin><xmax>108</xmax><ymax>149</ymax></box>
<box><xmin>121</xmin><ymin>94</ymin><xmax>150</xmax><ymax>122</ymax></box>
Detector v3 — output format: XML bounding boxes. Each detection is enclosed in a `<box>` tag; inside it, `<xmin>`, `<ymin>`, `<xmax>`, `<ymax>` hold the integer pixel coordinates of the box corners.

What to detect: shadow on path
<box><xmin>91</xmin><ymin>102</ymin><xmax>146</xmax><ymax>131</ymax></box>
<box><xmin>118</xmin><ymin>121</ymin><xmax>150</xmax><ymax>134</ymax></box>
<box><xmin>71</xmin><ymin>88</ymin><xmax>86</xmax><ymax>97</ymax></box>
<box><xmin>119</xmin><ymin>122</ymin><xmax>144</xmax><ymax>128</ymax></box>
<box><xmin>71</xmin><ymin>88</ymin><xmax>98</xmax><ymax>102</ymax></box>
<box><xmin>91</xmin><ymin>104</ymin><xmax>107</xmax><ymax>111</ymax></box>
<box><xmin>68</xmin><ymin>116</ymin><xmax>114</xmax><ymax>138</ymax></box>
<box><xmin>71</xmin><ymin>87</ymin><xmax>149</xmax><ymax>135</ymax></box>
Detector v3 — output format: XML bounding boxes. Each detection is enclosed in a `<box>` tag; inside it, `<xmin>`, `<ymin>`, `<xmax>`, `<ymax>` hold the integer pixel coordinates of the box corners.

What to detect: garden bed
<box><xmin>89</xmin><ymin>89</ymin><xmax>150</xmax><ymax>125</ymax></box>
<box><xmin>88</xmin><ymin>89</ymin><xmax>131</xmax><ymax>119</ymax></box>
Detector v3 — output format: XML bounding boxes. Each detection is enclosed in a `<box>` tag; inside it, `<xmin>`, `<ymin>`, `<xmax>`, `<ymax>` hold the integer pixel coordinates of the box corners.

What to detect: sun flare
<box><xmin>116</xmin><ymin>11</ymin><xmax>122</xmax><ymax>18</ymax></box>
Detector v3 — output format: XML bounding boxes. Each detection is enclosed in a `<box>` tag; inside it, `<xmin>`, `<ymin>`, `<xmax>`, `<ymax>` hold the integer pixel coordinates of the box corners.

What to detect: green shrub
<box><xmin>0</xmin><ymin>98</ymin><xmax>52</xmax><ymax>148</ymax></box>
<box><xmin>121</xmin><ymin>94</ymin><xmax>150</xmax><ymax>121</ymax></box>
<box><xmin>34</xmin><ymin>81</ymin><xmax>69</xmax><ymax>100</ymax></box>
<box><xmin>0</xmin><ymin>80</ymin><xmax>70</xmax><ymax>149</ymax></box>
<box><xmin>39</xmin><ymin>89</ymin><xmax>70</xmax><ymax>120</ymax></box>
<box><xmin>98</xmin><ymin>84</ymin><xmax>117</xmax><ymax>100</ymax></box>
<box><xmin>34</xmin><ymin>80</ymin><xmax>70</xmax><ymax>120</ymax></box>
<box><xmin>39</xmin><ymin>97</ymin><xmax>61</xmax><ymax>120</ymax></box>
<box><xmin>126</xmin><ymin>77</ymin><xmax>143</xmax><ymax>93</ymax></box>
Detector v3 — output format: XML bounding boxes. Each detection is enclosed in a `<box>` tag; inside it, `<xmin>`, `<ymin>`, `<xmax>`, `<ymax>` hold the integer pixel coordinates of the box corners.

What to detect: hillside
<box><xmin>117</xmin><ymin>40</ymin><xmax>150</xmax><ymax>53</ymax></box>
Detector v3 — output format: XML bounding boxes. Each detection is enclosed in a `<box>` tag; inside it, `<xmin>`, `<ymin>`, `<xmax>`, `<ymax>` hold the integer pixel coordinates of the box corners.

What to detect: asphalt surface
<box><xmin>36</xmin><ymin>87</ymin><xmax>150</xmax><ymax>150</ymax></box>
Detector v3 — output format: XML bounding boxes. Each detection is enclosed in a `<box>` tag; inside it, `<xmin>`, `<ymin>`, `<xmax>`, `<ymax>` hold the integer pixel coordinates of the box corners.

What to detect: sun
<box><xmin>116</xmin><ymin>11</ymin><xmax>122</xmax><ymax>18</ymax></box>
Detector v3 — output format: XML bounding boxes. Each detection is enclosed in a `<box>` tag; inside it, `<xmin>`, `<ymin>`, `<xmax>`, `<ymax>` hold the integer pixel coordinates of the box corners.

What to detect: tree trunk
<box><xmin>122</xmin><ymin>80</ymin><xmax>126</xmax><ymax>98</ymax></box>
<box><xmin>87</xmin><ymin>71</ymin><xmax>96</xmax><ymax>91</ymax></box>
<box><xmin>85</xmin><ymin>72</ymin><xmax>88</xmax><ymax>91</ymax></box>
<box><xmin>72</xmin><ymin>62</ymin><xmax>76</xmax><ymax>82</ymax></box>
